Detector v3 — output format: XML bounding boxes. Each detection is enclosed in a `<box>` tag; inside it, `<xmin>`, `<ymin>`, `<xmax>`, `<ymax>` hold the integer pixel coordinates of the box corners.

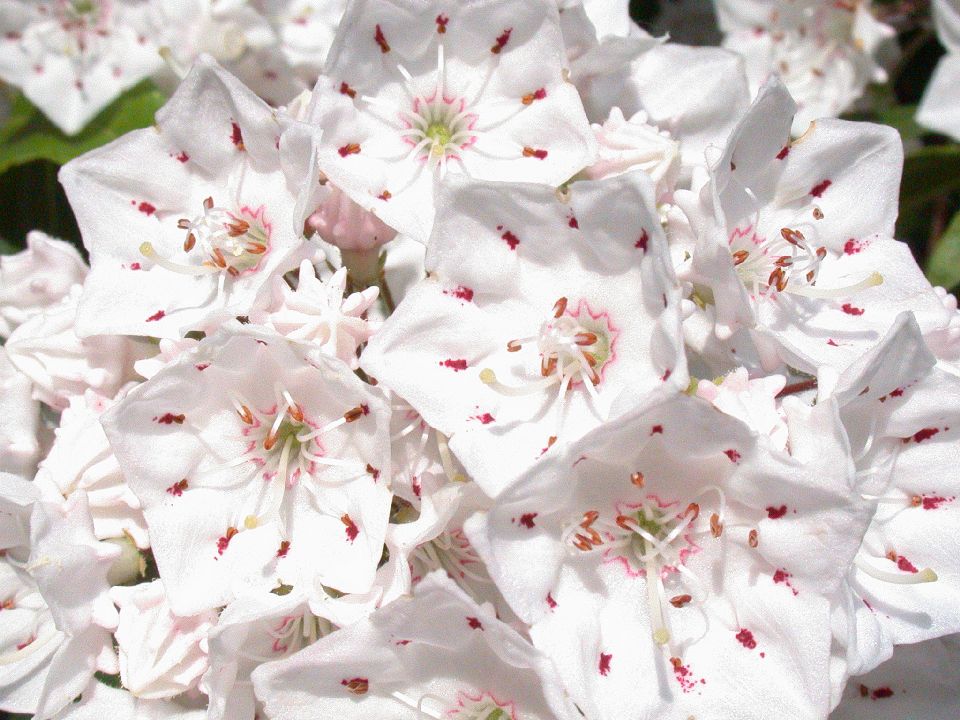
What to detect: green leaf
<box><xmin>0</xmin><ymin>81</ymin><xmax>166</xmax><ymax>175</ymax></box>
<box><xmin>926</xmin><ymin>209</ymin><xmax>960</xmax><ymax>289</ymax></box>
<box><xmin>900</xmin><ymin>145</ymin><xmax>960</xmax><ymax>214</ymax></box>
<box><xmin>876</xmin><ymin>104</ymin><xmax>925</xmax><ymax>144</ymax></box>
<box><xmin>0</xmin><ymin>235</ymin><xmax>20</xmax><ymax>255</ymax></box>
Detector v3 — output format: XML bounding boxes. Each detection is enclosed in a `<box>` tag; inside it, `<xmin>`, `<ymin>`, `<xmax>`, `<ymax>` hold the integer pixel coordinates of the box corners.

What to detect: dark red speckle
<box><xmin>174</xmin><ymin>151</ymin><xmax>189</xmax><ymax>163</ymax></box>
<box><xmin>129</xmin><ymin>262</ymin><xmax>141</xmax><ymax>270</ymax></box>
<box><xmin>341</xmin><ymin>514</ymin><xmax>359</xmax><ymax>543</ymax></box>
<box><xmin>896</xmin><ymin>555</ymin><xmax>918</xmax><ymax>573</ymax></box>
<box><xmin>519</xmin><ymin>512</ymin><xmax>538</xmax><ymax>528</ymax></box>
<box><xmin>872</xmin><ymin>687</ymin><xmax>894</xmax><ymax>700</ymax></box>
<box><xmin>195</xmin><ymin>363</ymin><xmax>210</xmax><ymax>371</ymax></box>
<box><xmin>906</xmin><ymin>427</ymin><xmax>941</xmax><ymax>443</ymax></box>
<box><xmin>650</xmin><ymin>424</ymin><xmax>664</xmax><ymax>435</ymax></box>
<box><xmin>339</xmin><ymin>81</ymin><xmax>357</xmax><ymax>98</ymax></box>
<box><xmin>444</xmin><ymin>285</ymin><xmax>474</xmax><ymax>302</ymax></box>
<box><xmin>776</xmin><ymin>146</ymin><xmax>790</xmax><ymax>160</ymax></box>
<box><xmin>501</xmin><ymin>230</ymin><xmax>520</xmax><ymax>250</ymax></box>
<box><xmin>491</xmin><ymin>27</ymin><xmax>512</xmax><ymax>53</ymax></box>
<box><xmin>435</xmin><ymin>14</ymin><xmax>449</xmax><ymax>32</ymax></box>
<box><xmin>137</xmin><ymin>201</ymin><xmax>156</xmax><ymax>216</ymax></box>
<box><xmin>827</xmin><ymin>338</ymin><xmax>839</xmax><ymax>346</ymax></box>
<box><xmin>841</xmin><ymin>303</ymin><xmax>865</xmax><ymax>316</ymax></box>
<box><xmin>546</xmin><ymin>592</ymin><xmax>557</xmax><ymax>609</ymax></box>
<box><xmin>466</xmin><ymin>616</ymin><xmax>483</xmax><ymax>630</ymax></box>
<box><xmin>155</xmin><ymin>413</ymin><xmax>185</xmax><ymax>425</ymax></box>
<box><xmin>276</xmin><ymin>540</ymin><xmax>290</xmax><ymax>558</ymax></box>
<box><xmin>766</xmin><ymin>505</ymin><xmax>787</xmax><ymax>519</ymax></box>
<box><xmin>230</xmin><ymin>122</ymin><xmax>244</xmax><ymax>150</ymax></box>
<box><xmin>843</xmin><ymin>238</ymin><xmax>865</xmax><ymax>254</ymax></box>
<box><xmin>661</xmin><ymin>368</ymin><xmax>672</xmax><ymax>382</ymax></box>
<box><xmin>217</xmin><ymin>527</ymin><xmax>238</xmax><ymax>555</ymax></box>
<box><xmin>598</xmin><ymin>652</ymin><xmax>612</xmax><ymax>676</ymax></box>
<box><xmin>809</xmin><ymin>179</ymin><xmax>832</xmax><ymax>197</ymax></box>
<box><xmin>568</xmin><ymin>216</ymin><xmax>579</xmax><ymax>229</ymax></box>
<box><xmin>522</xmin><ymin>146</ymin><xmax>548</xmax><ymax>159</ymax></box>
<box><xmin>439</xmin><ymin>358</ymin><xmax>468</xmax><ymax>371</ymax></box>
<box><xmin>473</xmin><ymin>413</ymin><xmax>495</xmax><ymax>424</ymax></box>
<box><xmin>735</xmin><ymin>628</ymin><xmax>757</xmax><ymax>650</ymax></box>
<box><xmin>374</xmin><ymin>24</ymin><xmax>390</xmax><ymax>53</ymax></box>
<box><xmin>922</xmin><ymin>495</ymin><xmax>954</xmax><ymax>510</ymax></box>
<box><xmin>146</xmin><ymin>309</ymin><xmax>166</xmax><ymax>322</ymax></box>
<box><xmin>166</xmin><ymin>479</ymin><xmax>188</xmax><ymax>496</ymax></box>
<box><xmin>635</xmin><ymin>229</ymin><xmax>649</xmax><ymax>252</ymax></box>
<box><xmin>724</xmin><ymin>449</ymin><xmax>741</xmax><ymax>463</ymax></box>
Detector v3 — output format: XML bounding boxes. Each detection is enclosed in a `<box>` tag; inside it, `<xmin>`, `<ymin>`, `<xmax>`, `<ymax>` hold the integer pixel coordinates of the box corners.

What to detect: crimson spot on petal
<box><xmin>598</xmin><ymin>652</ymin><xmax>612</xmax><ymax>676</ymax></box>
<box><xmin>809</xmin><ymin>179</ymin><xmax>832</xmax><ymax>197</ymax></box>
<box><xmin>519</xmin><ymin>512</ymin><xmax>537</xmax><ymax>528</ymax></box>
<box><xmin>766</xmin><ymin>505</ymin><xmax>787</xmax><ymax>519</ymax></box>
<box><xmin>466</xmin><ymin>616</ymin><xmax>483</xmax><ymax>630</ymax></box>
<box><xmin>146</xmin><ymin>309</ymin><xmax>165</xmax><ymax>322</ymax></box>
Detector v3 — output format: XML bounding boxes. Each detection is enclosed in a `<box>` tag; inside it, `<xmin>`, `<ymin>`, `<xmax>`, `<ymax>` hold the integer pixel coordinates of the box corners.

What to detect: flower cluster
<box><xmin>2</xmin><ymin>1</ymin><xmax>960</xmax><ymax>720</ymax></box>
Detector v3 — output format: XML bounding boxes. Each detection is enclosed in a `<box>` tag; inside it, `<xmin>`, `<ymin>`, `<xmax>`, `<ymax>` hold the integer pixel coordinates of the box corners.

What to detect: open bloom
<box><xmin>816</xmin><ymin>314</ymin><xmax>960</xmax><ymax>680</ymax></box>
<box><xmin>101</xmin><ymin>328</ymin><xmax>392</xmax><ymax>615</ymax></box>
<box><xmin>684</xmin><ymin>79</ymin><xmax>951</xmax><ymax>372</ymax></box>
<box><xmin>60</xmin><ymin>55</ymin><xmax>312</xmax><ymax>339</ymax></box>
<box><xmin>466</xmin><ymin>391</ymin><xmax>868</xmax><ymax>719</ymax></box>
<box><xmin>714</xmin><ymin>0</ymin><xmax>895</xmax><ymax>132</ymax></box>
<box><xmin>0</xmin><ymin>0</ymin><xmax>162</xmax><ymax>134</ymax></box>
<box><xmin>362</xmin><ymin>171</ymin><xmax>686</xmax><ymax>496</ymax></box>
<box><xmin>291</xmin><ymin>0</ymin><xmax>597</xmax><ymax>242</ymax></box>
<box><xmin>251</xmin><ymin>571</ymin><xmax>581</xmax><ymax>720</ymax></box>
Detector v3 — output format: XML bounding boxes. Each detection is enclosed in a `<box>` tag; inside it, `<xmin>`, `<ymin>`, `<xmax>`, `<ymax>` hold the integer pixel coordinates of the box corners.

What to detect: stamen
<box><xmin>854</xmin><ymin>556</ymin><xmax>937</xmax><ymax>584</ymax></box>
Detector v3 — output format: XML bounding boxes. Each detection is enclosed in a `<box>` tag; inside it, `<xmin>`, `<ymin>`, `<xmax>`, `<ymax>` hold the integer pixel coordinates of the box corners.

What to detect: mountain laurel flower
<box><xmin>110</xmin><ymin>580</ymin><xmax>217</xmax><ymax>700</ymax></box>
<box><xmin>0</xmin><ymin>0</ymin><xmax>162</xmax><ymax>134</ymax></box>
<box><xmin>289</xmin><ymin>0</ymin><xmax>598</xmax><ymax>243</ymax></box>
<box><xmin>362</xmin><ymin>170</ymin><xmax>686</xmax><ymax>497</ymax></box>
<box><xmin>0</xmin><ymin>231</ymin><xmax>87</xmax><ymax>340</ymax></box>
<box><xmin>60</xmin><ymin>56</ymin><xmax>313</xmax><ymax>339</ymax></box>
<box><xmin>100</xmin><ymin>328</ymin><xmax>392</xmax><ymax>615</ymax></box>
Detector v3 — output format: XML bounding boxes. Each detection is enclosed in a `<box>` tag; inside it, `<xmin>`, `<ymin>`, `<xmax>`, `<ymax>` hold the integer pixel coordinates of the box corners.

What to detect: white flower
<box><xmin>251</xmin><ymin>571</ymin><xmax>581</xmax><ymax>720</ymax></box>
<box><xmin>361</xmin><ymin>171</ymin><xmax>686</xmax><ymax>496</ymax></box>
<box><xmin>685</xmin><ymin>79</ymin><xmax>951</xmax><ymax>372</ymax></box>
<box><xmin>0</xmin><ymin>231</ymin><xmax>87</xmax><ymax>339</ymax></box>
<box><xmin>714</xmin><ymin>0</ymin><xmax>895</xmax><ymax>132</ymax></box>
<box><xmin>0</xmin><ymin>0</ymin><xmax>162</xmax><ymax>135</ymax></box>
<box><xmin>60</xmin><ymin>55</ymin><xmax>312</xmax><ymax>339</ymax></box>
<box><xmin>5</xmin><ymin>286</ymin><xmax>148</xmax><ymax>411</ymax></box>
<box><xmin>100</xmin><ymin>328</ymin><xmax>392</xmax><ymax>615</ymax></box>
<box><xmin>291</xmin><ymin>0</ymin><xmax>597</xmax><ymax>243</ymax></box>
<box><xmin>34</xmin><ymin>389</ymin><xmax>149</xmax><ymax>549</ymax></box>
<box><xmin>255</xmin><ymin>261</ymin><xmax>380</xmax><ymax>369</ymax></box>
<box><xmin>830</xmin><ymin>636</ymin><xmax>960</xmax><ymax>719</ymax></box>
<box><xmin>149</xmin><ymin>0</ymin><xmax>304</xmax><ymax>104</ymax></box>
<box><xmin>0</xmin><ymin>348</ymin><xmax>42</xmax><ymax>477</ymax></box>
<box><xmin>111</xmin><ymin>580</ymin><xmax>217</xmax><ymax>700</ymax></box>
<box><xmin>27</xmin><ymin>492</ymin><xmax>121</xmax><ymax>719</ymax></box>
<box><xmin>582</xmin><ymin>106</ymin><xmax>680</xmax><ymax>202</ymax></box>
<box><xmin>818</xmin><ymin>314</ymin><xmax>960</xmax><ymax>679</ymax></box>
<box><xmin>466</xmin><ymin>391</ymin><xmax>866</xmax><ymax>719</ymax></box>
<box><xmin>695</xmin><ymin>367</ymin><xmax>789</xmax><ymax>451</ymax></box>
<box><xmin>917</xmin><ymin>0</ymin><xmax>960</xmax><ymax>141</ymax></box>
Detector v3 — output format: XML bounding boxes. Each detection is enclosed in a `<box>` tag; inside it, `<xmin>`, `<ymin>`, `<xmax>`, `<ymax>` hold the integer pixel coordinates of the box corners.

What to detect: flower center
<box><xmin>139</xmin><ymin>198</ymin><xmax>272</xmax><ymax>279</ymax></box>
<box><xmin>392</xmin><ymin>690</ymin><xmax>517</xmax><ymax>720</ymax></box>
<box><xmin>480</xmin><ymin>297</ymin><xmax>617</xmax><ymax>445</ymax></box>
<box><xmin>563</xmin><ymin>483</ymin><xmax>729</xmax><ymax>653</ymax></box>
<box><xmin>730</xmin><ymin>225</ymin><xmax>882</xmax><ymax>301</ymax></box>
<box><xmin>410</xmin><ymin>529</ymin><xmax>491</xmax><ymax>598</ymax></box>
